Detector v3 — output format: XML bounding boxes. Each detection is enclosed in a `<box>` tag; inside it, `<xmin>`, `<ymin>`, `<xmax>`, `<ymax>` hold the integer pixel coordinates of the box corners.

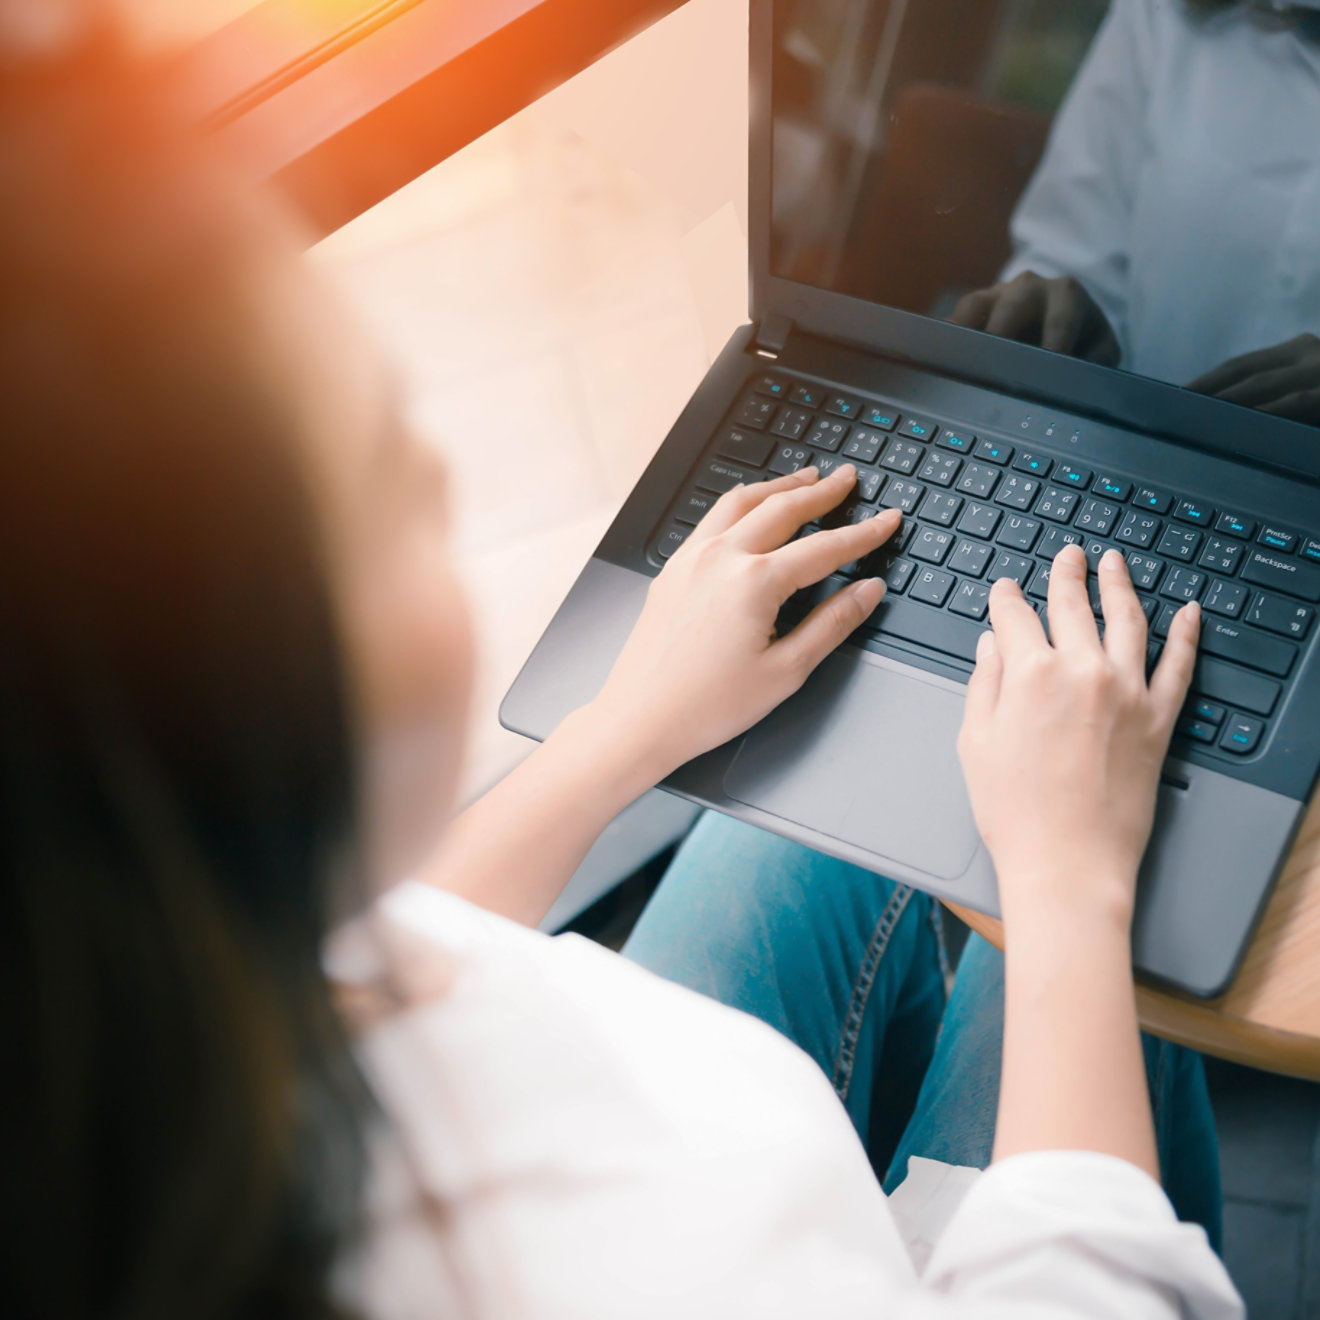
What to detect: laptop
<box><xmin>502</xmin><ymin>0</ymin><xmax>1320</xmax><ymax>998</ymax></box>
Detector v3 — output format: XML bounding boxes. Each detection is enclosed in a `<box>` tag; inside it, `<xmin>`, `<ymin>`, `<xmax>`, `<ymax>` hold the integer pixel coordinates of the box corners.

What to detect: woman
<box><xmin>952</xmin><ymin>0</ymin><xmax>1320</xmax><ymax>422</ymax></box>
<box><xmin>1</xmin><ymin>22</ymin><xmax>1242</xmax><ymax>1320</ymax></box>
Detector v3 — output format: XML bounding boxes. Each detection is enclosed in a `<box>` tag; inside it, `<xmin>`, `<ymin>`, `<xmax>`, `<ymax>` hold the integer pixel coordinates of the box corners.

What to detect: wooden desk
<box><xmin>948</xmin><ymin>790</ymin><xmax>1320</xmax><ymax>1082</ymax></box>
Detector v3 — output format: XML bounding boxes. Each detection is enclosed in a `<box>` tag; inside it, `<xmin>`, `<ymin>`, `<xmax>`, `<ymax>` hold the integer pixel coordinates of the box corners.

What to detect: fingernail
<box><xmin>1183</xmin><ymin>600</ymin><xmax>1202</xmax><ymax>623</ymax></box>
<box><xmin>1102</xmin><ymin>548</ymin><xmax>1126</xmax><ymax>570</ymax></box>
<box><xmin>796</xmin><ymin>465</ymin><xmax>819</xmax><ymax>482</ymax></box>
<box><xmin>874</xmin><ymin>506</ymin><xmax>901</xmax><ymax>523</ymax></box>
<box><xmin>976</xmin><ymin>630</ymin><xmax>997</xmax><ymax>659</ymax></box>
<box><xmin>855</xmin><ymin>577</ymin><xmax>886</xmax><ymax>609</ymax></box>
<box><xmin>830</xmin><ymin>462</ymin><xmax>856</xmax><ymax>481</ymax></box>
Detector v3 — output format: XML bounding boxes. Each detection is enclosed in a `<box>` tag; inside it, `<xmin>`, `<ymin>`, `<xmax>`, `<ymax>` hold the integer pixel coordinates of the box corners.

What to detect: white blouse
<box><xmin>1001</xmin><ymin>0</ymin><xmax>1320</xmax><ymax>385</ymax></box>
<box><xmin>326</xmin><ymin>881</ymin><xmax>1243</xmax><ymax>1318</ymax></box>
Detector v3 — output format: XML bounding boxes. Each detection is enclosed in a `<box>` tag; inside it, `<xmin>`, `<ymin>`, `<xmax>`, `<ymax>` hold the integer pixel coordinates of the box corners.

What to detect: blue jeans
<box><xmin>623</xmin><ymin>812</ymin><xmax>1223</xmax><ymax>1250</ymax></box>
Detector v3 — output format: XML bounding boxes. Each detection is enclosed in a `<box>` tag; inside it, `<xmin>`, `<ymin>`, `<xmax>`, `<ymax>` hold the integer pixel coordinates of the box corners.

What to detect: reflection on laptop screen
<box><xmin>771</xmin><ymin>0</ymin><xmax>1320</xmax><ymax>428</ymax></box>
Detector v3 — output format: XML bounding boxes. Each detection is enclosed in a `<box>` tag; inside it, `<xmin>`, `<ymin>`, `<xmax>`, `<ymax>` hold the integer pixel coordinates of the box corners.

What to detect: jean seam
<box><xmin>831</xmin><ymin>884</ymin><xmax>915</xmax><ymax>1102</ymax></box>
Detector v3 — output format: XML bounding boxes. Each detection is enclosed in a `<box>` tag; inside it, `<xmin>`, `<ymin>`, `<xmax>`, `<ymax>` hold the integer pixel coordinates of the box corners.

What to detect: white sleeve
<box><xmin>999</xmin><ymin>0</ymin><xmax>1159</xmax><ymax>361</ymax></box>
<box><xmin>900</xmin><ymin>1151</ymin><xmax>1243</xmax><ymax>1320</ymax></box>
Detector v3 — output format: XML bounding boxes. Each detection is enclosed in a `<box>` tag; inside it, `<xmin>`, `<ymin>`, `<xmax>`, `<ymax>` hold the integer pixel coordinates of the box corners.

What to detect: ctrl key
<box><xmin>1219</xmin><ymin>714</ymin><xmax>1264</xmax><ymax>755</ymax></box>
<box><xmin>654</xmin><ymin>521</ymin><xmax>691</xmax><ymax>560</ymax></box>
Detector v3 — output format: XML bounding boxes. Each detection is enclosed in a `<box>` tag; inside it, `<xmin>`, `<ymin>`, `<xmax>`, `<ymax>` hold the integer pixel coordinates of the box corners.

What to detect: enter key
<box><xmin>1199</xmin><ymin>616</ymin><xmax>1299</xmax><ymax>677</ymax></box>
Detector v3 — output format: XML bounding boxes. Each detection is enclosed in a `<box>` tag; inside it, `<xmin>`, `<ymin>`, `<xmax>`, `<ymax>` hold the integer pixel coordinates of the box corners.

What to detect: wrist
<box><xmin>550</xmin><ymin>697</ymin><xmax>670</xmax><ymax>804</ymax></box>
<box><xmin>997</xmin><ymin>862</ymin><xmax>1137</xmax><ymax>948</ymax></box>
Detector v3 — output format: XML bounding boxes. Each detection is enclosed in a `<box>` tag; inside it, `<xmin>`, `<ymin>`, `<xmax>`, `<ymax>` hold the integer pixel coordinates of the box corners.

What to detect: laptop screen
<box><xmin>770</xmin><ymin>0</ymin><xmax>1320</xmax><ymax>430</ymax></box>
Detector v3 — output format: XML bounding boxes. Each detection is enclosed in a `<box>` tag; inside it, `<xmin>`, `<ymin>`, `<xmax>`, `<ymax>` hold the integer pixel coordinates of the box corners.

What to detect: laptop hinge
<box><xmin>754</xmin><ymin>313</ymin><xmax>794</xmax><ymax>358</ymax></box>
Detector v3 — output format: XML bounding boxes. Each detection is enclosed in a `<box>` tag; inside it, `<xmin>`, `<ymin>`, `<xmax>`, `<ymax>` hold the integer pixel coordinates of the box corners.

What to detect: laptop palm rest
<box><xmin>723</xmin><ymin>646</ymin><xmax>980</xmax><ymax>881</ymax></box>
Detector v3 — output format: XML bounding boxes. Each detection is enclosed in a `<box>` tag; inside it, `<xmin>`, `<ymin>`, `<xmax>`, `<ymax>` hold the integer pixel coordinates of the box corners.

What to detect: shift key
<box><xmin>1240</xmin><ymin>548</ymin><xmax>1320</xmax><ymax>602</ymax></box>
<box><xmin>1198</xmin><ymin>617</ymin><xmax>1298</xmax><ymax>677</ymax></box>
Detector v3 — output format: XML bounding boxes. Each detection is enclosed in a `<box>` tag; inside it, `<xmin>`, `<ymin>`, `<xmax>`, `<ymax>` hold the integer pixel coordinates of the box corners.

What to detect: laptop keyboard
<box><xmin>651</xmin><ymin>370</ymin><xmax>1320</xmax><ymax>762</ymax></box>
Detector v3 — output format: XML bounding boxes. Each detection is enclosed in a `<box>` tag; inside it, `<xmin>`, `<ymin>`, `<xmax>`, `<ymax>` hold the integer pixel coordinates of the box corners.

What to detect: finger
<box><xmin>1080</xmin><ymin>315</ymin><xmax>1122</xmax><ymax>367</ymax></box>
<box><xmin>775</xmin><ymin>576</ymin><xmax>886</xmax><ymax>678</ymax></box>
<box><xmin>986</xmin><ymin>576</ymin><xmax>1048</xmax><ymax>664</ymax></box>
<box><xmin>949</xmin><ymin>288</ymin><xmax>996</xmax><ymax>330</ymax></box>
<box><xmin>725</xmin><ymin>462</ymin><xmax>858</xmax><ymax>552</ymax></box>
<box><xmin>1045</xmin><ymin>543</ymin><xmax>1101</xmax><ymax>653</ymax></box>
<box><xmin>770</xmin><ymin>507</ymin><xmax>903</xmax><ymax>590</ymax></box>
<box><xmin>1040</xmin><ymin>283</ymin><xmax>1086</xmax><ymax>356</ymax></box>
<box><xmin>962</xmin><ymin>628</ymin><xmax>1003</xmax><ymax>729</ymax></box>
<box><xmin>690</xmin><ymin>466</ymin><xmax>821</xmax><ymax>542</ymax></box>
<box><xmin>1188</xmin><ymin>343</ymin><xmax>1292</xmax><ymax>396</ymax></box>
<box><xmin>1263</xmin><ymin>388</ymin><xmax>1320</xmax><ymax>425</ymax></box>
<box><xmin>1216</xmin><ymin>363</ymin><xmax>1319</xmax><ymax>409</ymax></box>
<box><xmin>1097</xmin><ymin>549</ymin><xmax>1147</xmax><ymax>675</ymax></box>
<box><xmin>1149</xmin><ymin>601</ymin><xmax>1202</xmax><ymax>731</ymax></box>
<box><xmin>984</xmin><ymin>283</ymin><xmax>1046</xmax><ymax>344</ymax></box>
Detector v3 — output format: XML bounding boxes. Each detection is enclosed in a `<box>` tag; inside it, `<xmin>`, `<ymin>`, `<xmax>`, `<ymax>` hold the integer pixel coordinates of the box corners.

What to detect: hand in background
<box><xmin>1188</xmin><ymin>333</ymin><xmax>1320</xmax><ymax>425</ymax></box>
<box><xmin>950</xmin><ymin>271</ymin><xmax>1121</xmax><ymax>367</ymax></box>
<box><xmin>957</xmin><ymin>545</ymin><xmax>1200</xmax><ymax>931</ymax></box>
<box><xmin>594</xmin><ymin>464</ymin><xmax>902</xmax><ymax>782</ymax></box>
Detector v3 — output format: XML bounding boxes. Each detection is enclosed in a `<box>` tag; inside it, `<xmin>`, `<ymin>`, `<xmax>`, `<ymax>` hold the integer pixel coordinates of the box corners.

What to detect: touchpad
<box><xmin>723</xmin><ymin>649</ymin><xmax>981</xmax><ymax>881</ymax></box>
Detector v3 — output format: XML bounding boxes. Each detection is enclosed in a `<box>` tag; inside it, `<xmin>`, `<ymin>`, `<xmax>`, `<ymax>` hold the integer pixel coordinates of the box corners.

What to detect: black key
<box><xmin>842</xmin><ymin>426</ymin><xmax>889</xmax><ymax>464</ymax></box>
<box><xmin>950</xmin><ymin>581</ymin><xmax>992</xmax><ymax>620</ymax></box>
<box><xmin>1115</xmin><ymin>510</ymin><xmax>1161</xmax><ymax>549</ymax></box>
<box><xmin>1056</xmin><ymin>464</ymin><xmax>1093</xmax><ymax>489</ymax></box>
<box><xmin>1191</xmin><ymin>698</ymin><xmax>1227</xmax><ymax>725</ymax></box>
<box><xmin>768</xmin><ymin>443</ymin><xmax>812</xmax><ymax>475</ymax></box>
<box><xmin>997</xmin><ymin>515</ymin><xmax>1042</xmax><ymax>553</ymax></box>
<box><xmin>1086</xmin><ymin>574</ymin><xmax>1105</xmax><ymax>617</ymax></box>
<box><xmin>1159</xmin><ymin>567</ymin><xmax>1205</xmax><ymax>602</ymax></box>
<box><xmin>1216</xmin><ymin>511</ymin><xmax>1255</xmax><ymax>539</ymax></box>
<box><xmin>949</xmin><ymin>540</ymin><xmax>993</xmax><ymax>578</ymax></box>
<box><xmin>806</xmin><ymin>417</ymin><xmax>851</xmax><ymax>452</ymax></box>
<box><xmin>770</xmin><ymin>406</ymin><xmax>813</xmax><ymax>440</ymax></box>
<box><xmin>696</xmin><ymin>458</ymin><xmax>754</xmax><ymax>494</ymax></box>
<box><xmin>938</xmin><ymin>429</ymin><xmax>975</xmax><ymax>454</ymax></box>
<box><xmin>901</xmin><ymin>416</ymin><xmax>938</xmax><ymax>442</ymax></box>
<box><xmin>1199</xmin><ymin>617</ymin><xmax>1297</xmax><ymax>677</ymax></box>
<box><xmin>1203</xmin><ymin>579</ymin><xmax>1249</xmax><ymax>618</ymax></box>
<box><xmin>988</xmin><ymin>551</ymin><xmax>1034</xmax><ymax>586</ymax></box>
<box><xmin>881</xmin><ymin>479</ymin><xmax>925</xmax><ymax>514</ymax></box>
<box><xmin>1197</xmin><ymin>536</ymin><xmax>1243</xmax><ymax>575</ymax></box>
<box><xmin>1258</xmin><ymin>525</ymin><xmax>1297</xmax><ymax>553</ymax></box>
<box><xmin>994</xmin><ymin>475</ymin><xmax>1041</xmax><ymax>511</ymax></box>
<box><xmin>1240</xmin><ymin>548</ymin><xmax>1320</xmax><ymax>602</ymax></box>
<box><xmin>907</xmin><ymin>566</ymin><xmax>956</xmax><ymax>607</ymax></box>
<box><xmin>869</xmin><ymin>593</ymin><xmax>986</xmax><ymax>662</ymax></box>
<box><xmin>1125</xmin><ymin>552</ymin><xmax>1164</xmax><ymax>591</ymax></box>
<box><xmin>1093</xmin><ymin>474</ymin><xmax>1132</xmax><ymax>501</ymax></box>
<box><xmin>974</xmin><ymin>437</ymin><xmax>1013</xmax><ymax>465</ymax></box>
<box><xmin>1153</xmin><ymin>602</ymin><xmax>1180</xmax><ymax>638</ymax></box>
<box><xmin>826</xmin><ymin>393</ymin><xmax>861</xmax><ymax>419</ymax></box>
<box><xmin>891</xmin><ymin>519</ymin><xmax>917</xmax><ymax>553</ymax></box>
<box><xmin>1075</xmin><ymin>498</ymin><xmax>1120</xmax><ymax>536</ymax></box>
<box><xmin>813</xmin><ymin>453</ymin><xmax>851</xmax><ymax>479</ymax></box>
<box><xmin>1146</xmin><ymin>639</ymin><xmax>1164</xmax><ymax>677</ymax></box>
<box><xmin>1220</xmin><ymin>715</ymin><xmax>1264</xmax><ymax>756</ymax></box>
<box><xmin>911</xmin><ymin>526</ymin><xmax>956</xmax><ymax>565</ymax></box>
<box><xmin>717</xmin><ymin>427</ymin><xmax>773</xmax><ymax>467</ymax></box>
<box><xmin>754</xmin><ymin>373</ymin><xmax>790</xmax><ymax>400</ymax></box>
<box><xmin>1157</xmin><ymin>525</ymin><xmax>1202</xmax><ymax>563</ymax></box>
<box><xmin>956</xmin><ymin>463</ymin><xmax>1001</xmax><ymax>499</ymax></box>
<box><xmin>1134</xmin><ymin>487</ymin><xmax>1173</xmax><ymax>514</ymax></box>
<box><xmin>861</xmin><ymin>404</ymin><xmax>899</xmax><ymax>430</ymax></box>
<box><xmin>1013</xmin><ymin>451</ymin><xmax>1053</xmax><ymax>478</ymax></box>
<box><xmin>1139</xmin><ymin>594</ymin><xmax>1159</xmax><ymax>623</ymax></box>
<box><xmin>1177</xmin><ymin>718</ymin><xmax>1218</xmax><ymax>745</ymax></box>
<box><xmin>735</xmin><ymin>397</ymin><xmax>778</xmax><ymax>429</ymax></box>
<box><xmin>856</xmin><ymin>469</ymin><xmax>886</xmax><ymax>503</ymax></box>
<box><xmin>957</xmin><ymin>501</ymin><xmax>1002</xmax><ymax>540</ymax></box>
<box><xmin>655</xmin><ymin>521</ymin><xmax>691</xmax><ymax>559</ymax></box>
<box><xmin>1174</xmin><ymin>498</ymin><xmax>1215</xmax><ymax>527</ymax></box>
<box><xmin>920</xmin><ymin>491</ymin><xmax>964</xmax><ymax>527</ymax></box>
<box><xmin>790</xmin><ymin>383</ymin><xmax>824</xmax><ymax>409</ymax></box>
<box><xmin>674</xmin><ymin>489</ymin><xmax>716</xmax><ymax>525</ymax></box>
<box><xmin>1082</xmin><ymin>537</ymin><xmax>1109</xmax><ymax>572</ymax></box>
<box><xmin>1027</xmin><ymin>561</ymin><xmax>1053</xmax><ymax>600</ymax></box>
<box><xmin>1037</xmin><ymin>525</ymin><xmax>1084</xmax><ymax>560</ymax></box>
<box><xmin>1248</xmin><ymin>593</ymin><xmax>1314</xmax><ymax>639</ymax></box>
<box><xmin>1301</xmin><ymin>538</ymin><xmax>1320</xmax><ymax>565</ymax></box>
<box><xmin>918</xmin><ymin>451</ymin><xmax>963</xmax><ymax>487</ymax></box>
<box><xmin>881</xmin><ymin>440</ymin><xmax>925</xmax><ymax>474</ymax></box>
<box><xmin>1192</xmin><ymin>657</ymin><xmax>1280</xmax><ymax>717</ymax></box>
<box><xmin>883</xmin><ymin>557</ymin><xmax>916</xmax><ymax>594</ymax></box>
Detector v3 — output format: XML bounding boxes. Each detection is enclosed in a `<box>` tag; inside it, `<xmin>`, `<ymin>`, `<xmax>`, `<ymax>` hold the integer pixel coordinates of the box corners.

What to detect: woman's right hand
<box><xmin>956</xmin><ymin>545</ymin><xmax>1200</xmax><ymax>932</ymax></box>
<box><xmin>950</xmin><ymin>270</ymin><xmax>1121</xmax><ymax>367</ymax></box>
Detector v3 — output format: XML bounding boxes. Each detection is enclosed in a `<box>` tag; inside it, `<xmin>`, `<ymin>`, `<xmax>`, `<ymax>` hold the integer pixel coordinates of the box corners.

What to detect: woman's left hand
<box><xmin>1188</xmin><ymin>333</ymin><xmax>1320</xmax><ymax>424</ymax></box>
<box><xmin>590</xmin><ymin>463</ymin><xmax>903</xmax><ymax>782</ymax></box>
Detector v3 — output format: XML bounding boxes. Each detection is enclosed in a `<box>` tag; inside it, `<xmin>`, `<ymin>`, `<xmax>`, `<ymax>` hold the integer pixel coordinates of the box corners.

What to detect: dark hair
<box><xmin>0</xmin><ymin>30</ymin><xmax>372</xmax><ymax>1320</ymax></box>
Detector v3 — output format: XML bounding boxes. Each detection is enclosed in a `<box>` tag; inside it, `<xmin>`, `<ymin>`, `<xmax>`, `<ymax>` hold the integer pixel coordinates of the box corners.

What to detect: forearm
<box><xmin>422</xmin><ymin>700</ymin><xmax>662</xmax><ymax>926</ymax></box>
<box><xmin>994</xmin><ymin>883</ymin><xmax>1159</xmax><ymax>1183</ymax></box>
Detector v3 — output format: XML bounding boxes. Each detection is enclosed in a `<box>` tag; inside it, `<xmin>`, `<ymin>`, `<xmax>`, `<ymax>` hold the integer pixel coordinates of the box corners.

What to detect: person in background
<box><xmin>1</xmin><ymin>17</ymin><xmax>1241</xmax><ymax>1320</ymax></box>
<box><xmin>952</xmin><ymin>0</ymin><xmax>1320</xmax><ymax>424</ymax></box>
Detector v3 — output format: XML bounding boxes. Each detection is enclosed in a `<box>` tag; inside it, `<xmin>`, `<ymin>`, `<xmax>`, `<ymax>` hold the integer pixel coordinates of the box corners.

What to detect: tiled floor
<box><xmin>307</xmin><ymin>1</ymin><xmax>1320</xmax><ymax>1309</ymax></box>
